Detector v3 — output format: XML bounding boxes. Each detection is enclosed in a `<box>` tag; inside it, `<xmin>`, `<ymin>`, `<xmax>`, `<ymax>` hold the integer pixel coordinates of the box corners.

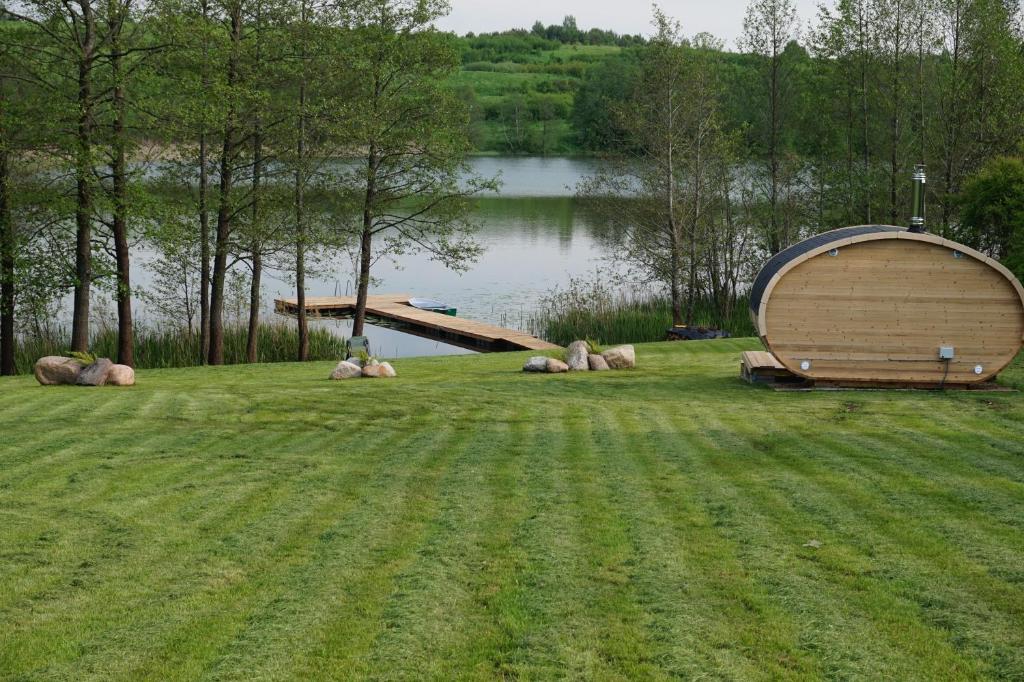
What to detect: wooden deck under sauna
<box><xmin>274</xmin><ymin>294</ymin><xmax>560</xmax><ymax>353</ymax></box>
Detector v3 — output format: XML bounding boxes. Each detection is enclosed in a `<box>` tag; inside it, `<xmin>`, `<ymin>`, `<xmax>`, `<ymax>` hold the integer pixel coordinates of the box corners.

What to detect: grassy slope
<box><xmin>1</xmin><ymin>339</ymin><xmax>1023</xmax><ymax>680</ymax></box>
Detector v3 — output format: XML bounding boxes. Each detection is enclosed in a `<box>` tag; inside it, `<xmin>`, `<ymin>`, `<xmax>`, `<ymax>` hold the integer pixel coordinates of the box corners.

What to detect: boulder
<box><xmin>107</xmin><ymin>364</ymin><xmax>136</xmax><ymax>386</ymax></box>
<box><xmin>362</xmin><ymin>361</ymin><xmax>396</xmax><ymax>378</ymax></box>
<box><xmin>601</xmin><ymin>345</ymin><xmax>636</xmax><ymax>370</ymax></box>
<box><xmin>523</xmin><ymin>356</ymin><xmax>549</xmax><ymax>373</ymax></box>
<box><xmin>345</xmin><ymin>356</ymin><xmax>365</xmax><ymax>368</ymax></box>
<box><xmin>545</xmin><ymin>358</ymin><xmax>569</xmax><ymax>373</ymax></box>
<box><xmin>330</xmin><ymin>360</ymin><xmax>363</xmax><ymax>380</ymax></box>
<box><xmin>34</xmin><ymin>356</ymin><xmax>84</xmax><ymax>386</ymax></box>
<box><xmin>76</xmin><ymin>358</ymin><xmax>114</xmax><ymax>386</ymax></box>
<box><xmin>566</xmin><ymin>341</ymin><xmax>590</xmax><ymax>371</ymax></box>
<box><xmin>588</xmin><ymin>354</ymin><xmax>610</xmax><ymax>371</ymax></box>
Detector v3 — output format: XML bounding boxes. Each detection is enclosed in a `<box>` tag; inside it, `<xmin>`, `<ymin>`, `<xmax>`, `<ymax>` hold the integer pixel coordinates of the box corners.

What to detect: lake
<box><xmin>131</xmin><ymin>156</ymin><xmax>615</xmax><ymax>358</ymax></box>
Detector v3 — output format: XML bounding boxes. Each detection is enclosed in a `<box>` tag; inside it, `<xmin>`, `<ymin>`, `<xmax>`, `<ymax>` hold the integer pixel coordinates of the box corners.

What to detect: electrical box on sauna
<box><xmin>748</xmin><ymin>226</ymin><xmax>1024</xmax><ymax>386</ymax></box>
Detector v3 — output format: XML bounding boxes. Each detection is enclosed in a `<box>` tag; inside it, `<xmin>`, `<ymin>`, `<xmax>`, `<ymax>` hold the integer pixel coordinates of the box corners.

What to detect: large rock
<box><xmin>362</xmin><ymin>361</ymin><xmax>396</xmax><ymax>378</ymax></box>
<box><xmin>546</xmin><ymin>358</ymin><xmax>569</xmax><ymax>373</ymax></box>
<box><xmin>566</xmin><ymin>341</ymin><xmax>590</xmax><ymax>371</ymax></box>
<box><xmin>601</xmin><ymin>345</ymin><xmax>636</xmax><ymax>369</ymax></box>
<box><xmin>34</xmin><ymin>356</ymin><xmax>84</xmax><ymax>386</ymax></box>
<box><xmin>588</xmin><ymin>354</ymin><xmax>610</xmax><ymax>371</ymax></box>
<box><xmin>76</xmin><ymin>358</ymin><xmax>114</xmax><ymax>386</ymax></box>
<box><xmin>523</xmin><ymin>356</ymin><xmax>549</xmax><ymax>373</ymax></box>
<box><xmin>107</xmin><ymin>364</ymin><xmax>136</xmax><ymax>386</ymax></box>
<box><xmin>330</xmin><ymin>360</ymin><xmax>363</xmax><ymax>380</ymax></box>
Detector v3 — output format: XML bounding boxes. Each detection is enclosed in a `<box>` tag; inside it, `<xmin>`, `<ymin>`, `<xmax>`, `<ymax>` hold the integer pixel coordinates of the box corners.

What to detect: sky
<box><xmin>436</xmin><ymin>0</ymin><xmax>823</xmax><ymax>50</ymax></box>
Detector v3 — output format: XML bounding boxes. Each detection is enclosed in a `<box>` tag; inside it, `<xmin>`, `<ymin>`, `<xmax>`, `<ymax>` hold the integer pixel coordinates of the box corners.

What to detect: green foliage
<box><xmin>66</xmin><ymin>351</ymin><xmax>97</xmax><ymax>366</ymax></box>
<box><xmin>958</xmin><ymin>156</ymin><xmax>1024</xmax><ymax>280</ymax></box>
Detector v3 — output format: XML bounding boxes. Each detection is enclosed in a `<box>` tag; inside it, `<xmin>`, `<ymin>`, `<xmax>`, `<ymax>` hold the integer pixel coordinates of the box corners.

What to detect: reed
<box><xmin>11</xmin><ymin>321</ymin><xmax>347</xmax><ymax>375</ymax></box>
<box><xmin>528</xmin><ymin>278</ymin><xmax>756</xmax><ymax>346</ymax></box>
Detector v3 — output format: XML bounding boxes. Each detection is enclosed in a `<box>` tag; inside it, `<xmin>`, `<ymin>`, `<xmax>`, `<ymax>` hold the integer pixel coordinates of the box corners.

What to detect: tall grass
<box><xmin>528</xmin><ymin>276</ymin><xmax>756</xmax><ymax>347</ymax></box>
<box><xmin>12</xmin><ymin>321</ymin><xmax>347</xmax><ymax>375</ymax></box>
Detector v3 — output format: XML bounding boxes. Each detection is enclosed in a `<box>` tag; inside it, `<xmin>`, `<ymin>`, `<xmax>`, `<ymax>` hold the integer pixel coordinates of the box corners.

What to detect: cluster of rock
<box><xmin>523</xmin><ymin>341</ymin><xmax>636</xmax><ymax>374</ymax></box>
<box><xmin>34</xmin><ymin>356</ymin><xmax>135</xmax><ymax>387</ymax></box>
<box><xmin>330</xmin><ymin>357</ymin><xmax>397</xmax><ymax>380</ymax></box>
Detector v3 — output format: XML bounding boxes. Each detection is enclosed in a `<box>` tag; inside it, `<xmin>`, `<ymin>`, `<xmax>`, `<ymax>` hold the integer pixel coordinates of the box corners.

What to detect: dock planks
<box><xmin>274</xmin><ymin>294</ymin><xmax>560</xmax><ymax>352</ymax></box>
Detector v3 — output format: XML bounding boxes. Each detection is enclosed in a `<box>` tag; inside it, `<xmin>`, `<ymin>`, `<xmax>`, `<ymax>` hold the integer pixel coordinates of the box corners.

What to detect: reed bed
<box><xmin>11</xmin><ymin>321</ymin><xmax>347</xmax><ymax>374</ymax></box>
<box><xmin>528</xmin><ymin>276</ymin><xmax>756</xmax><ymax>346</ymax></box>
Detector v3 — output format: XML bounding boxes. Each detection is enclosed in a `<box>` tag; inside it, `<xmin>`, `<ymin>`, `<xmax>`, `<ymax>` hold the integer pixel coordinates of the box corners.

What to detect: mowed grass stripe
<box><xmin>0</xmin><ymin>421</ymin><xmax>446</xmax><ymax>679</ymax></box>
<box><xmin>707</xmin><ymin>409</ymin><xmax>1024</xmax><ymax>677</ymax></box>
<box><xmin>353</xmin><ymin>414</ymin><xmax>531</xmax><ymax>677</ymax></box>
<box><xmin>141</xmin><ymin>423</ymin><xmax>455</xmax><ymax>680</ymax></box>
<box><xmin>604</xmin><ymin>404</ymin><xmax>818</xmax><ymax>679</ymax></box>
<box><xmin>685</xmin><ymin>407</ymin><xmax>989</xmax><ymax>680</ymax></box>
<box><xmin>193</xmin><ymin>422</ymin><xmax>468</xmax><ymax>680</ymax></box>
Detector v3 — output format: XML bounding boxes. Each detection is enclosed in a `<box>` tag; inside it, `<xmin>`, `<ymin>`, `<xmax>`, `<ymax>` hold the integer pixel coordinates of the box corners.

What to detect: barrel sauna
<box><xmin>749</xmin><ymin>225</ymin><xmax>1024</xmax><ymax>386</ymax></box>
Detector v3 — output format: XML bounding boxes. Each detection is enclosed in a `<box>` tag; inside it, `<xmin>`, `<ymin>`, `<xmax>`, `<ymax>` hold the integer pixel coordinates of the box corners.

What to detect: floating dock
<box><xmin>274</xmin><ymin>294</ymin><xmax>560</xmax><ymax>353</ymax></box>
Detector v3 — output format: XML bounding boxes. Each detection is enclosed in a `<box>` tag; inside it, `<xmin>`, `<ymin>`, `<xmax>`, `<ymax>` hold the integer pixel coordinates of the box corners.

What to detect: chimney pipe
<box><xmin>909</xmin><ymin>164</ymin><xmax>926</xmax><ymax>233</ymax></box>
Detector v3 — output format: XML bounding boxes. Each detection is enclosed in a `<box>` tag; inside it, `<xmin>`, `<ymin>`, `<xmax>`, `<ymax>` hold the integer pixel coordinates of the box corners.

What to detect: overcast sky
<box><xmin>436</xmin><ymin>0</ymin><xmax>824</xmax><ymax>49</ymax></box>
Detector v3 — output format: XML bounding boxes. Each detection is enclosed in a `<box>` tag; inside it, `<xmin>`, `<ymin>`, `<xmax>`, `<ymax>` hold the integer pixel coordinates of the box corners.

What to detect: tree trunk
<box><xmin>0</xmin><ymin>132</ymin><xmax>13</xmax><ymax>376</ymax></box>
<box><xmin>295</xmin><ymin>82</ymin><xmax>308</xmax><ymax>361</ymax></box>
<box><xmin>352</xmin><ymin>142</ymin><xmax>377</xmax><ymax>338</ymax></box>
<box><xmin>246</xmin><ymin>251</ymin><xmax>261</xmax><ymax>363</ymax></box>
<box><xmin>199</xmin><ymin>0</ymin><xmax>211</xmax><ymax>363</ymax></box>
<box><xmin>111</xmin><ymin>9</ymin><xmax>133</xmax><ymax>367</ymax></box>
<box><xmin>769</xmin><ymin>43</ymin><xmax>780</xmax><ymax>253</ymax></box>
<box><xmin>247</xmin><ymin>97</ymin><xmax>263</xmax><ymax>364</ymax></box>
<box><xmin>71</xmin><ymin>7</ymin><xmax>96</xmax><ymax>353</ymax></box>
<box><xmin>208</xmin><ymin>7</ymin><xmax>242</xmax><ymax>366</ymax></box>
<box><xmin>888</xmin><ymin>4</ymin><xmax>903</xmax><ymax>225</ymax></box>
<box><xmin>295</xmin><ymin>0</ymin><xmax>309</xmax><ymax>361</ymax></box>
<box><xmin>668</xmin><ymin>223</ymin><xmax>683</xmax><ymax>327</ymax></box>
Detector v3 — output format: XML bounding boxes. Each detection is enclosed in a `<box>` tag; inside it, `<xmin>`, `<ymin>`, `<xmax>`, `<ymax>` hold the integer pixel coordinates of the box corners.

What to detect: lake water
<box><xmin>129</xmin><ymin>156</ymin><xmax>616</xmax><ymax>358</ymax></box>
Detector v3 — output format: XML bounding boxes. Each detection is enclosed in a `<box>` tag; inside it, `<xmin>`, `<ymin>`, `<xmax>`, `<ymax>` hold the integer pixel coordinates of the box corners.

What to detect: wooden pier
<box><xmin>274</xmin><ymin>294</ymin><xmax>560</xmax><ymax>353</ymax></box>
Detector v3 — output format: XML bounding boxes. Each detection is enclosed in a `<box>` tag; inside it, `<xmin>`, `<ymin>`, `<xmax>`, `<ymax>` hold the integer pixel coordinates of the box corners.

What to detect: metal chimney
<box><xmin>909</xmin><ymin>164</ymin><xmax>926</xmax><ymax>233</ymax></box>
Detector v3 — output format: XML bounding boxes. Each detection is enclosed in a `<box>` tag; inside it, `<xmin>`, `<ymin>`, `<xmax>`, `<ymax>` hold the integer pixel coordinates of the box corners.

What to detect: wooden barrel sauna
<box><xmin>749</xmin><ymin>225</ymin><xmax>1024</xmax><ymax>386</ymax></box>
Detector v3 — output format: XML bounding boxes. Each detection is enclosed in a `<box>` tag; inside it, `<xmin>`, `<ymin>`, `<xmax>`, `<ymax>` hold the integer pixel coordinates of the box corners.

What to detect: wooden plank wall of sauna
<box><xmin>763</xmin><ymin>239</ymin><xmax>1024</xmax><ymax>383</ymax></box>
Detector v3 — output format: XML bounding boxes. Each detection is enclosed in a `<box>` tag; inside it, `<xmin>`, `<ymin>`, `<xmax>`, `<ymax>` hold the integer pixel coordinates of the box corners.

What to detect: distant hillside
<box><xmin>450</xmin><ymin>19</ymin><xmax>644</xmax><ymax>155</ymax></box>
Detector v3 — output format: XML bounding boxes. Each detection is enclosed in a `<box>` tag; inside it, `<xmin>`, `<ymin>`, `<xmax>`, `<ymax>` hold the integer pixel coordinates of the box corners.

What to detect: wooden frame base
<box><xmin>740</xmin><ymin>351</ymin><xmax>1010</xmax><ymax>391</ymax></box>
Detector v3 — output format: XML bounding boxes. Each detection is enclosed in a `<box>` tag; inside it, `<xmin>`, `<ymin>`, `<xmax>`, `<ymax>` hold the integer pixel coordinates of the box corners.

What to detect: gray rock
<box><xmin>588</xmin><ymin>354</ymin><xmax>610</xmax><ymax>371</ymax></box>
<box><xmin>107</xmin><ymin>364</ymin><xmax>136</xmax><ymax>386</ymax></box>
<box><xmin>34</xmin><ymin>356</ymin><xmax>84</xmax><ymax>385</ymax></box>
<box><xmin>601</xmin><ymin>345</ymin><xmax>636</xmax><ymax>369</ymax></box>
<box><xmin>75</xmin><ymin>358</ymin><xmax>114</xmax><ymax>386</ymax></box>
<box><xmin>345</xmin><ymin>356</ymin><xmax>365</xmax><ymax>368</ymax></box>
<box><xmin>523</xmin><ymin>356</ymin><xmax>549</xmax><ymax>372</ymax></box>
<box><xmin>546</xmin><ymin>358</ymin><xmax>569</xmax><ymax>373</ymax></box>
<box><xmin>566</xmin><ymin>341</ymin><xmax>590</xmax><ymax>371</ymax></box>
<box><xmin>330</xmin><ymin>361</ymin><xmax>363</xmax><ymax>380</ymax></box>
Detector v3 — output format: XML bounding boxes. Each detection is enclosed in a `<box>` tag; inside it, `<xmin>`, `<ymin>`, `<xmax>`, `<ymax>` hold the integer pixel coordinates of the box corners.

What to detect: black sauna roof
<box><xmin>749</xmin><ymin>225</ymin><xmax>905</xmax><ymax>314</ymax></box>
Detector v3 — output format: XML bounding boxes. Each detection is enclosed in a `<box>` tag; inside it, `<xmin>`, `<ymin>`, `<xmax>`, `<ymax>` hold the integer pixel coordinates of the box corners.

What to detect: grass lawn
<box><xmin>2</xmin><ymin>339</ymin><xmax>1024</xmax><ymax>680</ymax></box>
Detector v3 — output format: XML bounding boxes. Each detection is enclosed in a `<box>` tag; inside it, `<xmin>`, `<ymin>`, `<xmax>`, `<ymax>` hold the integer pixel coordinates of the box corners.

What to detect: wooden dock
<box><xmin>274</xmin><ymin>294</ymin><xmax>560</xmax><ymax>353</ymax></box>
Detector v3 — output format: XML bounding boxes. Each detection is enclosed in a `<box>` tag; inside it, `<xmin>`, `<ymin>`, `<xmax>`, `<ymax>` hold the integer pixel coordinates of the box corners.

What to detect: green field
<box><xmin>2</xmin><ymin>339</ymin><xmax>1024</xmax><ymax>679</ymax></box>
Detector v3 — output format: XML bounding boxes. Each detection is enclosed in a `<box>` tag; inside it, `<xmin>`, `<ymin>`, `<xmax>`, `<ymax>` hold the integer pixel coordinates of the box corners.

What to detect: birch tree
<box><xmin>340</xmin><ymin>0</ymin><xmax>495</xmax><ymax>338</ymax></box>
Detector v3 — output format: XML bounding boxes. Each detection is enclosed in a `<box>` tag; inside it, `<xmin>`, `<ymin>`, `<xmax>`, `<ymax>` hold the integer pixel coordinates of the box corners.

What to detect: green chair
<box><xmin>346</xmin><ymin>336</ymin><xmax>370</xmax><ymax>358</ymax></box>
